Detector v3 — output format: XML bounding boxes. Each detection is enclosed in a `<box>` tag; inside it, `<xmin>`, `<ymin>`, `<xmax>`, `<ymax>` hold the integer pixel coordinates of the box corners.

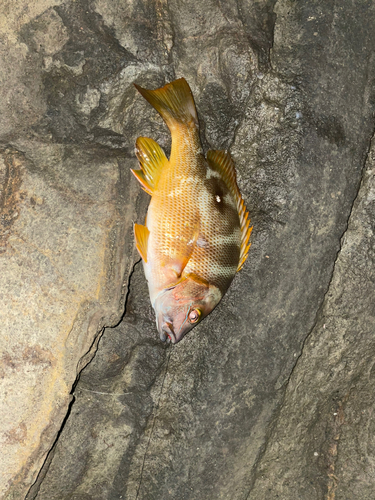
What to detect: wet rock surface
<box><xmin>0</xmin><ymin>141</ymin><xmax>138</xmax><ymax>500</ymax></box>
<box><xmin>1</xmin><ymin>0</ymin><xmax>375</xmax><ymax>499</ymax></box>
<box><xmin>250</xmin><ymin>136</ymin><xmax>375</xmax><ymax>500</ymax></box>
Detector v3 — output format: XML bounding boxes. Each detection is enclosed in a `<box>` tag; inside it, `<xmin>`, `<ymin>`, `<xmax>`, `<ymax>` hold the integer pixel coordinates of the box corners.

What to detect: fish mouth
<box><xmin>159</xmin><ymin>322</ymin><xmax>176</xmax><ymax>344</ymax></box>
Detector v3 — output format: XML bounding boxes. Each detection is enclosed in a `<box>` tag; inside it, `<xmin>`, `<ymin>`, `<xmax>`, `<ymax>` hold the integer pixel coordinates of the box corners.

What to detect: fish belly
<box><xmin>144</xmin><ymin>155</ymin><xmax>203</xmax><ymax>304</ymax></box>
<box><xmin>144</xmin><ymin>151</ymin><xmax>242</xmax><ymax>303</ymax></box>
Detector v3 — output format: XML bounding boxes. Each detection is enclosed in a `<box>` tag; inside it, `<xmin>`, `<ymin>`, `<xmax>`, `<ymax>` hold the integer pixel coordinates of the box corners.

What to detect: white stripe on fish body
<box><xmin>185</xmin><ymin>167</ymin><xmax>242</xmax><ymax>291</ymax></box>
<box><xmin>166</xmin><ymin>175</ymin><xmax>197</xmax><ymax>198</ymax></box>
<box><xmin>209</xmin><ymin>231</ymin><xmax>242</xmax><ymax>247</ymax></box>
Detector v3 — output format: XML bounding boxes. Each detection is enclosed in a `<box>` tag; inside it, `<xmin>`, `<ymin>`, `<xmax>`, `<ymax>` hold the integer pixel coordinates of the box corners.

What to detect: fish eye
<box><xmin>188</xmin><ymin>308</ymin><xmax>201</xmax><ymax>324</ymax></box>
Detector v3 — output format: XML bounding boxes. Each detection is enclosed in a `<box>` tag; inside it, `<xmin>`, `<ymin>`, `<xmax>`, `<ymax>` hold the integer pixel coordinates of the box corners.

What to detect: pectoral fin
<box><xmin>165</xmin><ymin>225</ymin><xmax>200</xmax><ymax>279</ymax></box>
<box><xmin>131</xmin><ymin>169</ymin><xmax>153</xmax><ymax>195</ymax></box>
<box><xmin>167</xmin><ymin>273</ymin><xmax>210</xmax><ymax>301</ymax></box>
<box><xmin>134</xmin><ymin>223</ymin><xmax>150</xmax><ymax>262</ymax></box>
<box><xmin>206</xmin><ymin>150</ymin><xmax>252</xmax><ymax>271</ymax></box>
<box><xmin>186</xmin><ymin>273</ymin><xmax>210</xmax><ymax>288</ymax></box>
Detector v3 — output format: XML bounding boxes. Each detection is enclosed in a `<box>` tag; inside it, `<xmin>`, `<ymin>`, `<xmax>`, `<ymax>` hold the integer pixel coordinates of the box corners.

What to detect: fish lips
<box><xmin>158</xmin><ymin>320</ymin><xmax>177</xmax><ymax>344</ymax></box>
<box><xmin>157</xmin><ymin>317</ymin><xmax>191</xmax><ymax>344</ymax></box>
<box><xmin>154</xmin><ymin>291</ymin><xmax>195</xmax><ymax>344</ymax></box>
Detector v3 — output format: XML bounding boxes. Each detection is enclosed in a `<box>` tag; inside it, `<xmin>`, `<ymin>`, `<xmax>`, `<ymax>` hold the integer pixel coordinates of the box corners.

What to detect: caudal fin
<box><xmin>134</xmin><ymin>78</ymin><xmax>198</xmax><ymax>130</ymax></box>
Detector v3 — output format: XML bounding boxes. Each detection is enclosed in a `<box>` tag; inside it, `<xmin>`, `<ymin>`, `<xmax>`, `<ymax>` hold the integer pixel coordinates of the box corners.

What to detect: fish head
<box><xmin>154</xmin><ymin>275</ymin><xmax>221</xmax><ymax>344</ymax></box>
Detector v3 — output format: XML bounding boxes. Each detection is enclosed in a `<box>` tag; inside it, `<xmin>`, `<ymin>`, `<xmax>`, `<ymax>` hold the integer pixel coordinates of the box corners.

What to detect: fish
<box><xmin>131</xmin><ymin>77</ymin><xmax>252</xmax><ymax>344</ymax></box>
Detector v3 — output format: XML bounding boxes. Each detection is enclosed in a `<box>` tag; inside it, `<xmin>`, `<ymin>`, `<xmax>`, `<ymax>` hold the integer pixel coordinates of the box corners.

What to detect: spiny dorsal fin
<box><xmin>206</xmin><ymin>150</ymin><xmax>252</xmax><ymax>272</ymax></box>
<box><xmin>131</xmin><ymin>137</ymin><xmax>168</xmax><ymax>194</ymax></box>
<box><xmin>134</xmin><ymin>223</ymin><xmax>150</xmax><ymax>263</ymax></box>
<box><xmin>237</xmin><ymin>198</ymin><xmax>252</xmax><ymax>271</ymax></box>
<box><xmin>134</xmin><ymin>78</ymin><xmax>198</xmax><ymax>130</ymax></box>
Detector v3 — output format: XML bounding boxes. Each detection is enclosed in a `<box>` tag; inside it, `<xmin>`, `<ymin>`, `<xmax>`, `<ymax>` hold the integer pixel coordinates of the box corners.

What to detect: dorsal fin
<box><xmin>237</xmin><ymin>198</ymin><xmax>253</xmax><ymax>271</ymax></box>
<box><xmin>134</xmin><ymin>78</ymin><xmax>198</xmax><ymax>130</ymax></box>
<box><xmin>134</xmin><ymin>223</ymin><xmax>150</xmax><ymax>263</ymax></box>
<box><xmin>206</xmin><ymin>150</ymin><xmax>252</xmax><ymax>271</ymax></box>
<box><xmin>131</xmin><ymin>137</ymin><xmax>168</xmax><ymax>194</ymax></box>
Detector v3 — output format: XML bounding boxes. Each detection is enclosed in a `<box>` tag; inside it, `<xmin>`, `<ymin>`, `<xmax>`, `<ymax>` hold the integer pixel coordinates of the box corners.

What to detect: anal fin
<box><xmin>131</xmin><ymin>137</ymin><xmax>168</xmax><ymax>194</ymax></box>
<box><xmin>134</xmin><ymin>223</ymin><xmax>150</xmax><ymax>262</ymax></box>
<box><xmin>130</xmin><ymin>169</ymin><xmax>153</xmax><ymax>195</ymax></box>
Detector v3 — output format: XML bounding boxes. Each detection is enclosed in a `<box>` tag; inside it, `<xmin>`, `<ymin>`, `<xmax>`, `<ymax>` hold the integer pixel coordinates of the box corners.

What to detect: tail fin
<box><xmin>134</xmin><ymin>78</ymin><xmax>198</xmax><ymax>130</ymax></box>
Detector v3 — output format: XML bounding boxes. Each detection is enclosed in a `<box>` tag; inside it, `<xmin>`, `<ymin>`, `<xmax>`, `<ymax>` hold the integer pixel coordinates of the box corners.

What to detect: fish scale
<box><xmin>132</xmin><ymin>78</ymin><xmax>252</xmax><ymax>343</ymax></box>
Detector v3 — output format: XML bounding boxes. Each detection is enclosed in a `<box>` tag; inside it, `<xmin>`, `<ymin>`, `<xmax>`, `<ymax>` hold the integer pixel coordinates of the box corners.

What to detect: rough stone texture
<box><xmin>0</xmin><ymin>141</ymin><xmax>139</xmax><ymax>500</ymax></box>
<box><xmin>1</xmin><ymin>0</ymin><xmax>375</xmax><ymax>499</ymax></box>
<box><xmin>0</xmin><ymin>2</ymin><xmax>141</xmax><ymax>497</ymax></box>
<box><xmin>249</xmin><ymin>136</ymin><xmax>375</xmax><ymax>500</ymax></box>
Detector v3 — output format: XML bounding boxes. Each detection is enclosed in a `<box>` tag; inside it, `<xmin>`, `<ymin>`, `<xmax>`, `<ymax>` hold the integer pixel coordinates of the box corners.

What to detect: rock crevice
<box><xmin>1</xmin><ymin>0</ymin><xmax>375</xmax><ymax>499</ymax></box>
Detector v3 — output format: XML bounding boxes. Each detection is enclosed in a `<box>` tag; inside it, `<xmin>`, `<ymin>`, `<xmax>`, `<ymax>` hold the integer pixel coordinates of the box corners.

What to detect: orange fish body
<box><xmin>132</xmin><ymin>78</ymin><xmax>252</xmax><ymax>343</ymax></box>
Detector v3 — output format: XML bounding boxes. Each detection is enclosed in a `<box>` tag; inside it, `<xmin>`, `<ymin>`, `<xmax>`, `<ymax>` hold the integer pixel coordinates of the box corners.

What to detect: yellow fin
<box><xmin>164</xmin><ymin>244</ymin><xmax>197</xmax><ymax>280</ymax></box>
<box><xmin>132</xmin><ymin>137</ymin><xmax>168</xmax><ymax>194</ymax></box>
<box><xmin>134</xmin><ymin>78</ymin><xmax>198</xmax><ymax>130</ymax></box>
<box><xmin>165</xmin><ymin>275</ymin><xmax>187</xmax><ymax>290</ymax></box>
<box><xmin>130</xmin><ymin>168</ymin><xmax>153</xmax><ymax>195</ymax></box>
<box><xmin>167</xmin><ymin>273</ymin><xmax>210</xmax><ymax>301</ymax></box>
<box><xmin>166</xmin><ymin>273</ymin><xmax>209</xmax><ymax>292</ymax></box>
<box><xmin>160</xmin><ymin>224</ymin><xmax>200</xmax><ymax>281</ymax></box>
<box><xmin>237</xmin><ymin>199</ymin><xmax>252</xmax><ymax>271</ymax></box>
<box><xmin>206</xmin><ymin>150</ymin><xmax>239</xmax><ymax>198</ymax></box>
<box><xmin>206</xmin><ymin>150</ymin><xmax>252</xmax><ymax>272</ymax></box>
<box><xmin>186</xmin><ymin>273</ymin><xmax>210</xmax><ymax>289</ymax></box>
<box><xmin>134</xmin><ymin>223</ymin><xmax>149</xmax><ymax>263</ymax></box>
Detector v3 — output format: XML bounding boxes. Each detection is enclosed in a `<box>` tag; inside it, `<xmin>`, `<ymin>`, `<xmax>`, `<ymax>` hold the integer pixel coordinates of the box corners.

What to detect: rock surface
<box><xmin>0</xmin><ymin>141</ymin><xmax>138</xmax><ymax>500</ymax></box>
<box><xmin>1</xmin><ymin>0</ymin><xmax>375</xmax><ymax>499</ymax></box>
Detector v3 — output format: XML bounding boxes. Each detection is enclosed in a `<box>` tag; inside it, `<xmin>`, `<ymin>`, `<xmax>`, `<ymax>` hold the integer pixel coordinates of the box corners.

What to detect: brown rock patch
<box><xmin>5</xmin><ymin>422</ymin><xmax>27</xmax><ymax>445</ymax></box>
<box><xmin>0</xmin><ymin>148</ymin><xmax>24</xmax><ymax>253</ymax></box>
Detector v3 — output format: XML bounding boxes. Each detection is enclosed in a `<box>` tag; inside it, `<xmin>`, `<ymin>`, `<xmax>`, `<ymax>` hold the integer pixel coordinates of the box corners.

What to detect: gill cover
<box><xmin>154</xmin><ymin>275</ymin><xmax>221</xmax><ymax>343</ymax></box>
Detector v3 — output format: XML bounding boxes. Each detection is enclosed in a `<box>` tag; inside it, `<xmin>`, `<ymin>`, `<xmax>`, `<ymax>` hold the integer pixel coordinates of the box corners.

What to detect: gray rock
<box><xmin>0</xmin><ymin>141</ymin><xmax>138</xmax><ymax>500</ymax></box>
<box><xmin>249</xmin><ymin>136</ymin><xmax>375</xmax><ymax>500</ymax></box>
<box><xmin>1</xmin><ymin>0</ymin><xmax>375</xmax><ymax>499</ymax></box>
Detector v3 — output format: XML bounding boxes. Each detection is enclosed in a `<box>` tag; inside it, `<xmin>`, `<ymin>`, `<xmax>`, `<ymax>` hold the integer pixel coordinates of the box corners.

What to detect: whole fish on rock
<box><xmin>132</xmin><ymin>78</ymin><xmax>252</xmax><ymax>344</ymax></box>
